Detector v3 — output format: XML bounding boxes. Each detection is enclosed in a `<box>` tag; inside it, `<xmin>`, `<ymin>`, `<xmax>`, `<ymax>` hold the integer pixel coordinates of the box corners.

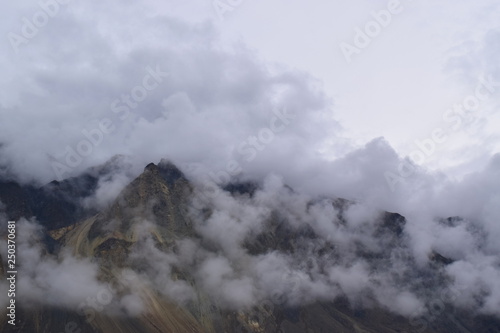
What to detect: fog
<box><xmin>1</xmin><ymin>0</ymin><xmax>500</xmax><ymax>325</ymax></box>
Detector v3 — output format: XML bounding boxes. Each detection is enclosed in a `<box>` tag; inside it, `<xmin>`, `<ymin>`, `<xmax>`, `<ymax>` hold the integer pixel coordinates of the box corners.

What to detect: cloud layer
<box><xmin>0</xmin><ymin>0</ymin><xmax>500</xmax><ymax>329</ymax></box>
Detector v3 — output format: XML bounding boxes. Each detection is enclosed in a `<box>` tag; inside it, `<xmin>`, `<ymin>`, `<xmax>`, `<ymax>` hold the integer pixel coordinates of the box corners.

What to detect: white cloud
<box><xmin>1</xmin><ymin>0</ymin><xmax>500</xmax><ymax>322</ymax></box>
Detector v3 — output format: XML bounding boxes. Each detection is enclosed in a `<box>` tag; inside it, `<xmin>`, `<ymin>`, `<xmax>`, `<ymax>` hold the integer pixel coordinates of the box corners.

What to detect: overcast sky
<box><xmin>0</xmin><ymin>0</ymin><xmax>499</xmax><ymax>186</ymax></box>
<box><xmin>214</xmin><ymin>0</ymin><xmax>500</xmax><ymax>166</ymax></box>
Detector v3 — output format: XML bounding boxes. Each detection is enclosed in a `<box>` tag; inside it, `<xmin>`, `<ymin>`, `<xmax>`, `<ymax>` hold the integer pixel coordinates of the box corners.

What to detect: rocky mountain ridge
<box><xmin>1</xmin><ymin>160</ymin><xmax>499</xmax><ymax>333</ymax></box>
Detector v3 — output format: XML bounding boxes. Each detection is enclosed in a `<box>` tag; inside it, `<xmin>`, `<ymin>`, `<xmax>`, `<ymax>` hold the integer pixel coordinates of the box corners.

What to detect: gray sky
<box><xmin>212</xmin><ymin>0</ymin><xmax>500</xmax><ymax>172</ymax></box>
<box><xmin>1</xmin><ymin>0</ymin><xmax>500</xmax><ymax>185</ymax></box>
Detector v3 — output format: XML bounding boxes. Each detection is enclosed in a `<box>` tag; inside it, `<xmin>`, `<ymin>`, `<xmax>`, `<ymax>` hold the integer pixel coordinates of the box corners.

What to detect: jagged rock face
<box><xmin>0</xmin><ymin>181</ymin><xmax>34</xmax><ymax>222</ymax></box>
<box><xmin>33</xmin><ymin>174</ymin><xmax>99</xmax><ymax>230</ymax></box>
<box><xmin>87</xmin><ymin>161</ymin><xmax>194</xmax><ymax>242</ymax></box>
<box><xmin>1</xmin><ymin>161</ymin><xmax>500</xmax><ymax>333</ymax></box>
<box><xmin>0</xmin><ymin>172</ymin><xmax>98</xmax><ymax>230</ymax></box>
<box><xmin>0</xmin><ymin>155</ymin><xmax>132</xmax><ymax>231</ymax></box>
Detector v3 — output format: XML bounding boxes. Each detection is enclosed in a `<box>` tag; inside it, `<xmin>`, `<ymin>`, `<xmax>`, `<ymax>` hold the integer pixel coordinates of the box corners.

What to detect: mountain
<box><xmin>1</xmin><ymin>160</ymin><xmax>499</xmax><ymax>333</ymax></box>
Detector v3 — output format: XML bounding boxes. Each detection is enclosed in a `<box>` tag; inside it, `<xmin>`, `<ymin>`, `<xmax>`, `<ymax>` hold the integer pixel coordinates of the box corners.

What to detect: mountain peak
<box><xmin>144</xmin><ymin>162</ymin><xmax>158</xmax><ymax>171</ymax></box>
<box><xmin>87</xmin><ymin>160</ymin><xmax>193</xmax><ymax>242</ymax></box>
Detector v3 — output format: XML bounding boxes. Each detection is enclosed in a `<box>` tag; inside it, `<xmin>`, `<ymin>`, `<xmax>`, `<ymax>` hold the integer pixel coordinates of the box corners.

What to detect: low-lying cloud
<box><xmin>1</xmin><ymin>0</ymin><xmax>500</xmax><ymax>327</ymax></box>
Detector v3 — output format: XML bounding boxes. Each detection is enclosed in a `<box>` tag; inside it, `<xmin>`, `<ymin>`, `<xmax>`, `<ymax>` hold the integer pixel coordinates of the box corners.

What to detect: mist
<box><xmin>1</xmin><ymin>0</ymin><xmax>500</xmax><ymax>329</ymax></box>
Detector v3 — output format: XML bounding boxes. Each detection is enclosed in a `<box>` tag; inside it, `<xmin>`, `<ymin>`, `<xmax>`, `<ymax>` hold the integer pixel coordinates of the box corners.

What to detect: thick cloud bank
<box><xmin>0</xmin><ymin>0</ymin><xmax>339</xmax><ymax>186</ymax></box>
<box><xmin>0</xmin><ymin>0</ymin><xmax>500</xmax><ymax>328</ymax></box>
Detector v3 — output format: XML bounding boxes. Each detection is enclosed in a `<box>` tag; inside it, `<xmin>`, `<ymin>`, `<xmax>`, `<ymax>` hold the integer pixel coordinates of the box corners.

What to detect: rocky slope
<box><xmin>1</xmin><ymin>160</ymin><xmax>499</xmax><ymax>333</ymax></box>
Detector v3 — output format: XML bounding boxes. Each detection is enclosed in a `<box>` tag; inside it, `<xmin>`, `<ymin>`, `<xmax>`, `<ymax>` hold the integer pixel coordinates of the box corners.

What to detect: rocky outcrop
<box><xmin>1</xmin><ymin>160</ymin><xmax>500</xmax><ymax>333</ymax></box>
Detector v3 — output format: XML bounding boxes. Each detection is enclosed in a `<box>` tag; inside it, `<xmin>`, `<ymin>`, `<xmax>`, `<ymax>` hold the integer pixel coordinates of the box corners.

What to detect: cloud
<box><xmin>0</xmin><ymin>1</ymin><xmax>339</xmax><ymax>186</ymax></box>
<box><xmin>3</xmin><ymin>219</ymin><xmax>110</xmax><ymax>310</ymax></box>
<box><xmin>1</xmin><ymin>0</ymin><xmax>500</xmax><ymax>325</ymax></box>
